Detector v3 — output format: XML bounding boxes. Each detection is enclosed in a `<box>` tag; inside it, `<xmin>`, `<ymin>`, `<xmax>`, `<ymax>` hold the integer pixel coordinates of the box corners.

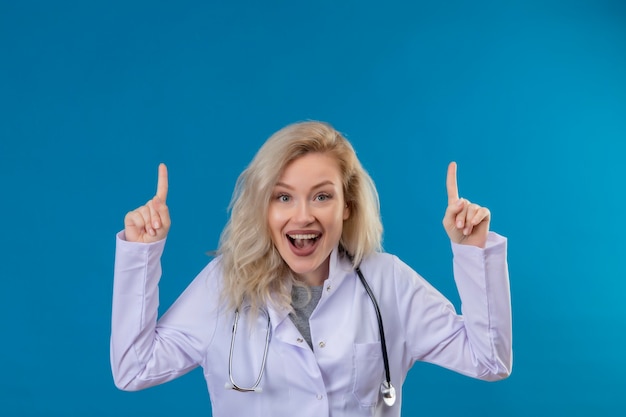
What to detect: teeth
<box><xmin>288</xmin><ymin>233</ymin><xmax>318</xmax><ymax>240</ymax></box>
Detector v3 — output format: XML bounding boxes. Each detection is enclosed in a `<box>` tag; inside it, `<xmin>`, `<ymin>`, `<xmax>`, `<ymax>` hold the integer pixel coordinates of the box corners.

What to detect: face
<box><xmin>268</xmin><ymin>152</ymin><xmax>350</xmax><ymax>286</ymax></box>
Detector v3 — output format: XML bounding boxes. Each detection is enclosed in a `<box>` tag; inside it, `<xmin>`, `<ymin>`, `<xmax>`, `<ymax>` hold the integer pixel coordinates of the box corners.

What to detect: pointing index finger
<box><xmin>156</xmin><ymin>163</ymin><xmax>168</xmax><ymax>202</ymax></box>
<box><xmin>446</xmin><ymin>161</ymin><xmax>459</xmax><ymax>204</ymax></box>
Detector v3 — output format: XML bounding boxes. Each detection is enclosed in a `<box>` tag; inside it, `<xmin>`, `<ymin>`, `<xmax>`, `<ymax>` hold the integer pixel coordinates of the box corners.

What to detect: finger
<box><xmin>454</xmin><ymin>198</ymin><xmax>469</xmax><ymax>229</ymax></box>
<box><xmin>446</xmin><ymin>161</ymin><xmax>459</xmax><ymax>205</ymax></box>
<box><xmin>463</xmin><ymin>203</ymin><xmax>480</xmax><ymax>235</ymax></box>
<box><xmin>156</xmin><ymin>163</ymin><xmax>168</xmax><ymax>203</ymax></box>
<box><xmin>465</xmin><ymin>203</ymin><xmax>480</xmax><ymax>224</ymax></box>
<box><xmin>470</xmin><ymin>206</ymin><xmax>491</xmax><ymax>226</ymax></box>
<box><xmin>147</xmin><ymin>199</ymin><xmax>161</xmax><ymax>230</ymax></box>
<box><xmin>137</xmin><ymin>205</ymin><xmax>156</xmax><ymax>236</ymax></box>
<box><xmin>124</xmin><ymin>209</ymin><xmax>152</xmax><ymax>240</ymax></box>
<box><xmin>124</xmin><ymin>210</ymin><xmax>146</xmax><ymax>230</ymax></box>
<box><xmin>154</xmin><ymin>196</ymin><xmax>171</xmax><ymax>230</ymax></box>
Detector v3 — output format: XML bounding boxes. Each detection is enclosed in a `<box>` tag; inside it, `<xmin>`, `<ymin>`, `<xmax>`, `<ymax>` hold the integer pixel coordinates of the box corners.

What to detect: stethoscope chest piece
<box><xmin>381</xmin><ymin>380</ymin><xmax>396</xmax><ymax>406</ymax></box>
<box><xmin>227</xmin><ymin>263</ymin><xmax>396</xmax><ymax>407</ymax></box>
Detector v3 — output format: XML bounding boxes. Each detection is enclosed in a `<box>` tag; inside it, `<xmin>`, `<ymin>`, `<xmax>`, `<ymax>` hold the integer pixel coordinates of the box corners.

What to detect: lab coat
<box><xmin>111</xmin><ymin>231</ymin><xmax>511</xmax><ymax>417</ymax></box>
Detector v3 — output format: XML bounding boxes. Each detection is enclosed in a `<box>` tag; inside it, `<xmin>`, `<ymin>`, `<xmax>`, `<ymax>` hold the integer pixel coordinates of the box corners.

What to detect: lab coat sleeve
<box><xmin>399</xmin><ymin>231</ymin><xmax>512</xmax><ymax>381</ymax></box>
<box><xmin>110</xmin><ymin>231</ymin><xmax>219</xmax><ymax>391</ymax></box>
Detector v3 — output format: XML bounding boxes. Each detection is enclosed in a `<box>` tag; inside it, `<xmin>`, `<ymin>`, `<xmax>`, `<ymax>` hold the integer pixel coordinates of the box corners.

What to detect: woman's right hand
<box><xmin>124</xmin><ymin>163</ymin><xmax>171</xmax><ymax>243</ymax></box>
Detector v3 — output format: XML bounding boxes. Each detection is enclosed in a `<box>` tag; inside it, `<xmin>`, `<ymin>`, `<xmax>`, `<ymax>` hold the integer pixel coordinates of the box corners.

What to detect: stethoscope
<box><xmin>224</xmin><ymin>266</ymin><xmax>397</xmax><ymax>407</ymax></box>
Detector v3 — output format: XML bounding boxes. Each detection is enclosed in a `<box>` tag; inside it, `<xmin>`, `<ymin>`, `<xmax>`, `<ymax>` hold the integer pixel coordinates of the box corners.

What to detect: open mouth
<box><xmin>287</xmin><ymin>233</ymin><xmax>320</xmax><ymax>249</ymax></box>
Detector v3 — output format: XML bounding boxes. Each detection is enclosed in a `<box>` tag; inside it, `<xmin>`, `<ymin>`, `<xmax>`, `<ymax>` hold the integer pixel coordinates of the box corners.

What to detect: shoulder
<box><xmin>202</xmin><ymin>254</ymin><xmax>224</xmax><ymax>276</ymax></box>
<box><xmin>182</xmin><ymin>255</ymin><xmax>226</xmax><ymax>298</ymax></box>
<box><xmin>360</xmin><ymin>251</ymin><xmax>413</xmax><ymax>274</ymax></box>
<box><xmin>359</xmin><ymin>251</ymin><xmax>421</xmax><ymax>288</ymax></box>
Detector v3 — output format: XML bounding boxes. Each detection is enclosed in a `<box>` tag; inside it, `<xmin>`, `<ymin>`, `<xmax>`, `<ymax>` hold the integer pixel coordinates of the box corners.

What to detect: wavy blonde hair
<box><xmin>217</xmin><ymin>121</ymin><xmax>383</xmax><ymax>314</ymax></box>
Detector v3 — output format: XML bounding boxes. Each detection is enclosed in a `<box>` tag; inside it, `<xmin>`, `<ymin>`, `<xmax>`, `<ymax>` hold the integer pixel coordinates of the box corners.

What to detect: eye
<box><xmin>276</xmin><ymin>193</ymin><xmax>290</xmax><ymax>203</ymax></box>
<box><xmin>315</xmin><ymin>193</ymin><xmax>331</xmax><ymax>202</ymax></box>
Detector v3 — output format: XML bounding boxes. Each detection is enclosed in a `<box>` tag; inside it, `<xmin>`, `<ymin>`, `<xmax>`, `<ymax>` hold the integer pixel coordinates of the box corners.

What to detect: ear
<box><xmin>343</xmin><ymin>201</ymin><xmax>350</xmax><ymax>220</ymax></box>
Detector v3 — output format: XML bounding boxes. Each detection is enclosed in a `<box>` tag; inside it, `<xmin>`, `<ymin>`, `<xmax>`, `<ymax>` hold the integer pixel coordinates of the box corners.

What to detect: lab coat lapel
<box><xmin>267</xmin><ymin>304</ymin><xmax>308</xmax><ymax>348</ymax></box>
<box><xmin>266</xmin><ymin>247</ymin><xmax>353</xmax><ymax>347</ymax></box>
<box><xmin>321</xmin><ymin>246</ymin><xmax>354</xmax><ymax>302</ymax></box>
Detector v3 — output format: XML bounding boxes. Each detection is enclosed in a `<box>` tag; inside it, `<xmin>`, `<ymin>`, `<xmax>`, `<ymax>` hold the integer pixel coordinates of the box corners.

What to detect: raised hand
<box><xmin>442</xmin><ymin>162</ymin><xmax>490</xmax><ymax>248</ymax></box>
<box><xmin>124</xmin><ymin>163</ymin><xmax>171</xmax><ymax>243</ymax></box>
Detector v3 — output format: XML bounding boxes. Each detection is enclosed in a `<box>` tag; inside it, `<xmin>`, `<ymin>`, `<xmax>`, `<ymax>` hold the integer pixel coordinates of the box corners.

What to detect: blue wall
<box><xmin>1</xmin><ymin>1</ymin><xmax>624</xmax><ymax>415</ymax></box>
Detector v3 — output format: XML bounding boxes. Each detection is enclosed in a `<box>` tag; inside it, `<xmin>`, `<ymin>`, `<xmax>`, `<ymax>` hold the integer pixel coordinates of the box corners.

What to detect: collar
<box><xmin>325</xmin><ymin>245</ymin><xmax>355</xmax><ymax>292</ymax></box>
<box><xmin>266</xmin><ymin>246</ymin><xmax>355</xmax><ymax>331</ymax></box>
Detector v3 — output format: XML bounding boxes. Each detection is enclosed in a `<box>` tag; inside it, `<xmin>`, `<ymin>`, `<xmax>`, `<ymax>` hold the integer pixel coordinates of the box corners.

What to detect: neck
<box><xmin>296</xmin><ymin>258</ymin><xmax>330</xmax><ymax>286</ymax></box>
<box><xmin>296</xmin><ymin>271</ymin><xmax>327</xmax><ymax>287</ymax></box>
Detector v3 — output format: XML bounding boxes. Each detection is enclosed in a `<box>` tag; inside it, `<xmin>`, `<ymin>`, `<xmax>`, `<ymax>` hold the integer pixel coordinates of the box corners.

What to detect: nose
<box><xmin>293</xmin><ymin>201</ymin><xmax>315</xmax><ymax>225</ymax></box>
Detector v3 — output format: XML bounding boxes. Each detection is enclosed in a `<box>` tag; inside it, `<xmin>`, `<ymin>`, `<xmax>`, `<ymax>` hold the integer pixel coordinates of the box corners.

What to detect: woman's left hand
<box><xmin>442</xmin><ymin>162</ymin><xmax>490</xmax><ymax>248</ymax></box>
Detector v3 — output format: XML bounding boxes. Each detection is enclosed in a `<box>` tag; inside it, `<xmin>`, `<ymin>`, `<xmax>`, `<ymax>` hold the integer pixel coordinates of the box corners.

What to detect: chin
<box><xmin>286</xmin><ymin>261</ymin><xmax>319</xmax><ymax>276</ymax></box>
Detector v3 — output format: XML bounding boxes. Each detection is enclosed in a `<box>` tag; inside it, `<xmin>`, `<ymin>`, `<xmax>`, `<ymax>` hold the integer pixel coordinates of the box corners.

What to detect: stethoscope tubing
<box><xmin>226</xmin><ymin>266</ymin><xmax>396</xmax><ymax>405</ymax></box>
<box><xmin>355</xmin><ymin>266</ymin><xmax>393</xmax><ymax>393</ymax></box>
<box><xmin>227</xmin><ymin>309</ymin><xmax>271</xmax><ymax>392</ymax></box>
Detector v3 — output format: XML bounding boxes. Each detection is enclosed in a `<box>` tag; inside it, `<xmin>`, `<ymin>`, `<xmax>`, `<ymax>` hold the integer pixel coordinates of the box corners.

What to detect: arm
<box><xmin>400</xmin><ymin>162</ymin><xmax>512</xmax><ymax>379</ymax></box>
<box><xmin>396</xmin><ymin>232</ymin><xmax>512</xmax><ymax>380</ymax></box>
<box><xmin>110</xmin><ymin>164</ymin><xmax>213</xmax><ymax>390</ymax></box>
<box><xmin>450</xmin><ymin>232</ymin><xmax>512</xmax><ymax>379</ymax></box>
<box><xmin>110</xmin><ymin>233</ymin><xmax>172</xmax><ymax>390</ymax></box>
<box><xmin>110</xmin><ymin>232</ymin><xmax>220</xmax><ymax>390</ymax></box>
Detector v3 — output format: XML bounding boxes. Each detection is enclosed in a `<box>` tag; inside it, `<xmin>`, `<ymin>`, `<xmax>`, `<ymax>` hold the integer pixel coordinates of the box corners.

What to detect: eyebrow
<box><xmin>274</xmin><ymin>180</ymin><xmax>336</xmax><ymax>190</ymax></box>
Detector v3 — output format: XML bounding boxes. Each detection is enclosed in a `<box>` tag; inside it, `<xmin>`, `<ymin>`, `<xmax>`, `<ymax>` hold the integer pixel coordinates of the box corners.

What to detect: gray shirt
<box><xmin>289</xmin><ymin>285</ymin><xmax>323</xmax><ymax>349</ymax></box>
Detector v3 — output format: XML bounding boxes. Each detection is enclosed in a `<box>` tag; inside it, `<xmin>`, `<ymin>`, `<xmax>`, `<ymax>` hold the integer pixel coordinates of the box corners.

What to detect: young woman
<box><xmin>111</xmin><ymin>121</ymin><xmax>512</xmax><ymax>417</ymax></box>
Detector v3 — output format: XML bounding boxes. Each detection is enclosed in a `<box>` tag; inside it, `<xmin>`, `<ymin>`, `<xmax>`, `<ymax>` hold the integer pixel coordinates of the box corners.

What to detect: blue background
<box><xmin>1</xmin><ymin>0</ymin><xmax>625</xmax><ymax>416</ymax></box>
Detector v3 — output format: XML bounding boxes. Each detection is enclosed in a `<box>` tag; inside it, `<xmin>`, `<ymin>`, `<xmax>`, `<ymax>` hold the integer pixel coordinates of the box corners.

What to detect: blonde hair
<box><xmin>217</xmin><ymin>121</ymin><xmax>382</xmax><ymax>314</ymax></box>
